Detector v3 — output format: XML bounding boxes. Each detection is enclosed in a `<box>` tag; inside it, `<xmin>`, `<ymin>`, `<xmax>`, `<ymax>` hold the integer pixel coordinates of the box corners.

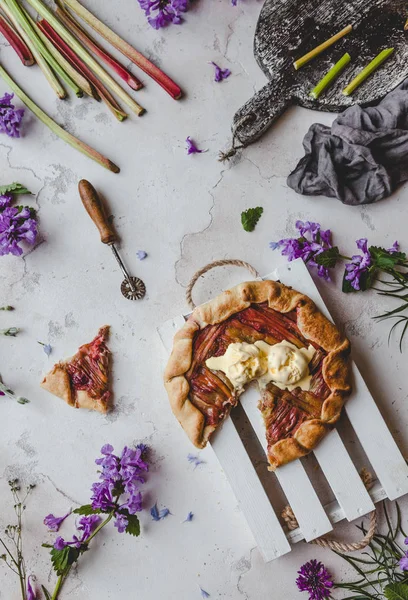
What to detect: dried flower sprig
<box><xmin>0</xmin><ymin>327</ymin><xmax>20</xmax><ymax>336</ymax></box>
<box><xmin>0</xmin><ymin>479</ymin><xmax>36</xmax><ymax>599</ymax></box>
<box><xmin>0</xmin><ymin>378</ymin><xmax>29</xmax><ymax>404</ymax></box>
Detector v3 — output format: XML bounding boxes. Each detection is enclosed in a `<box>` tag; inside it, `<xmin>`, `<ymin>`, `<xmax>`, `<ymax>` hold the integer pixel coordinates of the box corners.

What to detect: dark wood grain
<box><xmin>233</xmin><ymin>0</ymin><xmax>408</xmax><ymax>147</ymax></box>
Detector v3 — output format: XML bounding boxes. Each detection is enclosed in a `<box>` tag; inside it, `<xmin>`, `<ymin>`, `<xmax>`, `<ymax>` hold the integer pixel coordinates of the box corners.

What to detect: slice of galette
<box><xmin>164</xmin><ymin>281</ymin><xmax>351</xmax><ymax>469</ymax></box>
<box><xmin>41</xmin><ymin>326</ymin><xmax>112</xmax><ymax>413</ymax></box>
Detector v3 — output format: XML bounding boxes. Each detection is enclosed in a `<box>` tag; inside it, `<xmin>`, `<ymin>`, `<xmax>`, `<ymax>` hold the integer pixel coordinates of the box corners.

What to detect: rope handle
<box><xmin>186</xmin><ymin>259</ymin><xmax>259</xmax><ymax>309</ymax></box>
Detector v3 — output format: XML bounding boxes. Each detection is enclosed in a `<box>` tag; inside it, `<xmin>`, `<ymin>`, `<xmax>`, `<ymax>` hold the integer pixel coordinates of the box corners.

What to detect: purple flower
<box><xmin>53</xmin><ymin>536</ymin><xmax>67</xmax><ymax>550</ymax></box>
<box><xmin>183</xmin><ymin>511</ymin><xmax>194</xmax><ymax>522</ymax></box>
<box><xmin>136</xmin><ymin>250</ymin><xmax>147</xmax><ymax>260</ymax></box>
<box><xmin>210</xmin><ymin>62</ymin><xmax>231</xmax><ymax>82</ymax></box>
<box><xmin>43</xmin><ymin>510</ymin><xmax>71</xmax><ymax>532</ymax></box>
<box><xmin>0</xmin><ymin>93</ymin><xmax>24</xmax><ymax>138</ymax></box>
<box><xmin>296</xmin><ymin>559</ymin><xmax>333</xmax><ymax>600</ymax></box>
<box><xmin>199</xmin><ymin>587</ymin><xmax>210</xmax><ymax>598</ymax></box>
<box><xmin>186</xmin><ymin>137</ymin><xmax>206</xmax><ymax>155</ymax></box>
<box><xmin>150</xmin><ymin>503</ymin><xmax>171</xmax><ymax>521</ymax></box>
<box><xmin>0</xmin><ymin>193</ymin><xmax>12</xmax><ymax>209</ymax></box>
<box><xmin>400</xmin><ymin>553</ymin><xmax>408</xmax><ymax>571</ymax></box>
<box><xmin>344</xmin><ymin>238</ymin><xmax>372</xmax><ymax>291</ymax></box>
<box><xmin>77</xmin><ymin>514</ymin><xmax>101</xmax><ymax>538</ymax></box>
<box><xmin>27</xmin><ymin>576</ymin><xmax>36</xmax><ymax>600</ymax></box>
<box><xmin>114</xmin><ymin>513</ymin><xmax>128</xmax><ymax>533</ymax></box>
<box><xmin>388</xmin><ymin>241</ymin><xmax>399</xmax><ymax>253</ymax></box>
<box><xmin>137</xmin><ymin>0</ymin><xmax>188</xmax><ymax>29</ymax></box>
<box><xmin>231</xmin><ymin>0</ymin><xmax>238</xmax><ymax>5</ymax></box>
<box><xmin>0</xmin><ymin>206</ymin><xmax>37</xmax><ymax>256</ymax></box>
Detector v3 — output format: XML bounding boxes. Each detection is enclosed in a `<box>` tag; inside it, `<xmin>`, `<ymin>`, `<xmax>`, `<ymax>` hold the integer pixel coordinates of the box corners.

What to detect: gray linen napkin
<box><xmin>287</xmin><ymin>79</ymin><xmax>408</xmax><ymax>205</ymax></box>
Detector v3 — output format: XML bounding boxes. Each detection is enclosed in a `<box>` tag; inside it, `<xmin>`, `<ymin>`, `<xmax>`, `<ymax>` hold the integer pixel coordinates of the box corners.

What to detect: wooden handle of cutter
<box><xmin>78</xmin><ymin>179</ymin><xmax>116</xmax><ymax>245</ymax></box>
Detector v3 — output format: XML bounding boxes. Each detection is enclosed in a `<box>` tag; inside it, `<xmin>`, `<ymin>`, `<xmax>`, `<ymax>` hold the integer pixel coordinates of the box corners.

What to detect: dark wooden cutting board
<box><xmin>232</xmin><ymin>0</ymin><xmax>408</xmax><ymax>148</ymax></box>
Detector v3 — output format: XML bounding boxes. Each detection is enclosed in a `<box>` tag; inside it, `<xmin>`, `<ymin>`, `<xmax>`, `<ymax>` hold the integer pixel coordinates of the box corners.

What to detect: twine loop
<box><xmin>186</xmin><ymin>259</ymin><xmax>259</xmax><ymax>309</ymax></box>
<box><xmin>219</xmin><ymin>114</ymin><xmax>255</xmax><ymax>162</ymax></box>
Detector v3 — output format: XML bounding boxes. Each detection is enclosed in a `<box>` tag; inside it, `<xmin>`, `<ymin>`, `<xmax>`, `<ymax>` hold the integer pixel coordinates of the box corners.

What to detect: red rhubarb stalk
<box><xmin>61</xmin><ymin>0</ymin><xmax>182</xmax><ymax>99</ymax></box>
<box><xmin>0</xmin><ymin>13</ymin><xmax>34</xmax><ymax>66</ymax></box>
<box><xmin>38</xmin><ymin>19</ymin><xmax>127</xmax><ymax>122</ymax></box>
<box><xmin>55</xmin><ymin>6</ymin><xmax>142</xmax><ymax>91</ymax></box>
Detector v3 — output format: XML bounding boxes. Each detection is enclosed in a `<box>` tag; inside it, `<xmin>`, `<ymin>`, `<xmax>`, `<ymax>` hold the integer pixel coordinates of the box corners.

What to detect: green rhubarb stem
<box><xmin>294</xmin><ymin>24</ymin><xmax>352</xmax><ymax>70</ymax></box>
<box><xmin>19</xmin><ymin>4</ymin><xmax>86</xmax><ymax>98</ymax></box>
<box><xmin>343</xmin><ymin>48</ymin><xmax>395</xmax><ymax>95</ymax></box>
<box><xmin>25</xmin><ymin>0</ymin><xmax>145</xmax><ymax>116</ymax></box>
<box><xmin>0</xmin><ymin>0</ymin><xmax>66</xmax><ymax>99</ymax></box>
<box><xmin>310</xmin><ymin>52</ymin><xmax>351</xmax><ymax>99</ymax></box>
<box><xmin>0</xmin><ymin>62</ymin><xmax>120</xmax><ymax>172</ymax></box>
<box><xmin>61</xmin><ymin>0</ymin><xmax>182</xmax><ymax>99</ymax></box>
<box><xmin>4</xmin><ymin>0</ymin><xmax>80</xmax><ymax>97</ymax></box>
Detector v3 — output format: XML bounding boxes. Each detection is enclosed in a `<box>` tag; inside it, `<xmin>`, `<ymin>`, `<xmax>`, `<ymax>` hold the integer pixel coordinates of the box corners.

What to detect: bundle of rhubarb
<box><xmin>0</xmin><ymin>0</ymin><xmax>182</xmax><ymax>172</ymax></box>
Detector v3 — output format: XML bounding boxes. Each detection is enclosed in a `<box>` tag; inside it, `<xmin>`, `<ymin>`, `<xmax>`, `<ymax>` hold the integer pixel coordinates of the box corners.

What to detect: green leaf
<box><xmin>50</xmin><ymin>545</ymin><xmax>81</xmax><ymax>575</ymax></box>
<box><xmin>314</xmin><ymin>246</ymin><xmax>340</xmax><ymax>268</ymax></box>
<box><xmin>342</xmin><ymin>267</ymin><xmax>376</xmax><ymax>293</ymax></box>
<box><xmin>41</xmin><ymin>585</ymin><xmax>52</xmax><ymax>600</ymax></box>
<box><xmin>0</xmin><ymin>182</ymin><xmax>31</xmax><ymax>196</ymax></box>
<box><xmin>384</xmin><ymin>582</ymin><xmax>408</xmax><ymax>600</ymax></box>
<box><xmin>125</xmin><ymin>514</ymin><xmax>140</xmax><ymax>537</ymax></box>
<box><xmin>241</xmin><ymin>207</ymin><xmax>263</xmax><ymax>232</ymax></box>
<box><xmin>369</xmin><ymin>246</ymin><xmax>407</xmax><ymax>270</ymax></box>
<box><xmin>73</xmin><ymin>504</ymin><xmax>101</xmax><ymax>515</ymax></box>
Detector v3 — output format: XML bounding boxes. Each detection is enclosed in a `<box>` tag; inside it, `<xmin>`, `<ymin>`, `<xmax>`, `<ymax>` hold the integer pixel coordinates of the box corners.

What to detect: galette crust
<box><xmin>164</xmin><ymin>280</ymin><xmax>351</xmax><ymax>469</ymax></box>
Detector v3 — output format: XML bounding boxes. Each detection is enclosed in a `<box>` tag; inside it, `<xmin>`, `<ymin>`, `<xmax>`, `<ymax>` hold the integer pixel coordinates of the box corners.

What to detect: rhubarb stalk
<box><xmin>55</xmin><ymin>4</ymin><xmax>143</xmax><ymax>91</ymax></box>
<box><xmin>293</xmin><ymin>24</ymin><xmax>352</xmax><ymax>70</ymax></box>
<box><xmin>25</xmin><ymin>0</ymin><xmax>145</xmax><ymax>116</ymax></box>
<box><xmin>4</xmin><ymin>0</ymin><xmax>81</xmax><ymax>97</ymax></box>
<box><xmin>60</xmin><ymin>0</ymin><xmax>182</xmax><ymax>99</ymax></box>
<box><xmin>309</xmin><ymin>52</ymin><xmax>351</xmax><ymax>99</ymax></box>
<box><xmin>0</xmin><ymin>12</ymin><xmax>34</xmax><ymax>65</ymax></box>
<box><xmin>343</xmin><ymin>48</ymin><xmax>394</xmax><ymax>96</ymax></box>
<box><xmin>0</xmin><ymin>62</ymin><xmax>119</xmax><ymax>172</ymax></box>
<box><xmin>38</xmin><ymin>19</ymin><xmax>127</xmax><ymax>121</ymax></box>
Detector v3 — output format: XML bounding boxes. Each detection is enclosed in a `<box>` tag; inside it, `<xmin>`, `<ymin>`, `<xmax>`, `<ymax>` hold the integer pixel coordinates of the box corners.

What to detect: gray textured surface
<box><xmin>233</xmin><ymin>0</ymin><xmax>408</xmax><ymax>147</ymax></box>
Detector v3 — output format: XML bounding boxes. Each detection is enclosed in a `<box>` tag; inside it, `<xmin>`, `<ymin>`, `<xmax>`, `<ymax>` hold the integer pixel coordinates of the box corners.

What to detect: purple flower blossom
<box><xmin>137</xmin><ymin>0</ymin><xmax>188</xmax><ymax>29</ymax></box>
<box><xmin>199</xmin><ymin>587</ymin><xmax>210</xmax><ymax>598</ymax></box>
<box><xmin>183</xmin><ymin>511</ymin><xmax>194</xmax><ymax>522</ymax></box>
<box><xmin>186</xmin><ymin>137</ymin><xmax>206</xmax><ymax>155</ymax></box>
<box><xmin>344</xmin><ymin>238</ymin><xmax>372</xmax><ymax>291</ymax></box>
<box><xmin>388</xmin><ymin>241</ymin><xmax>399</xmax><ymax>253</ymax></box>
<box><xmin>43</xmin><ymin>510</ymin><xmax>71</xmax><ymax>532</ymax></box>
<box><xmin>0</xmin><ymin>93</ymin><xmax>24</xmax><ymax>138</ymax></box>
<box><xmin>296</xmin><ymin>559</ymin><xmax>333</xmax><ymax>600</ymax></box>
<box><xmin>150</xmin><ymin>503</ymin><xmax>171</xmax><ymax>521</ymax></box>
<box><xmin>0</xmin><ymin>193</ymin><xmax>12</xmax><ymax>209</ymax></box>
<box><xmin>136</xmin><ymin>250</ymin><xmax>147</xmax><ymax>260</ymax></box>
<box><xmin>400</xmin><ymin>553</ymin><xmax>408</xmax><ymax>571</ymax></box>
<box><xmin>53</xmin><ymin>536</ymin><xmax>67</xmax><ymax>550</ymax></box>
<box><xmin>210</xmin><ymin>62</ymin><xmax>231</xmax><ymax>82</ymax></box>
<box><xmin>38</xmin><ymin>342</ymin><xmax>52</xmax><ymax>356</ymax></box>
<box><xmin>114</xmin><ymin>513</ymin><xmax>128</xmax><ymax>533</ymax></box>
<box><xmin>53</xmin><ymin>515</ymin><xmax>100</xmax><ymax>549</ymax></box>
<box><xmin>27</xmin><ymin>576</ymin><xmax>36</xmax><ymax>600</ymax></box>
<box><xmin>187</xmin><ymin>453</ymin><xmax>205</xmax><ymax>468</ymax></box>
<box><xmin>271</xmin><ymin>221</ymin><xmax>333</xmax><ymax>280</ymax></box>
<box><xmin>0</xmin><ymin>206</ymin><xmax>37</xmax><ymax>256</ymax></box>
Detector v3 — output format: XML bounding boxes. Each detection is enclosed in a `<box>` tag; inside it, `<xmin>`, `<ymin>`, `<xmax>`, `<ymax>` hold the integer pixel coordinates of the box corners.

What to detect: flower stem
<box><xmin>343</xmin><ymin>48</ymin><xmax>394</xmax><ymax>96</ymax></box>
<box><xmin>0</xmin><ymin>380</ymin><xmax>29</xmax><ymax>404</ymax></box>
<box><xmin>0</xmin><ymin>62</ymin><xmax>120</xmax><ymax>172</ymax></box>
<box><xmin>85</xmin><ymin>513</ymin><xmax>113</xmax><ymax>545</ymax></box>
<box><xmin>294</xmin><ymin>24</ymin><xmax>352</xmax><ymax>70</ymax></box>
<box><xmin>60</xmin><ymin>0</ymin><xmax>182</xmax><ymax>99</ymax></box>
<box><xmin>310</xmin><ymin>52</ymin><xmax>351</xmax><ymax>99</ymax></box>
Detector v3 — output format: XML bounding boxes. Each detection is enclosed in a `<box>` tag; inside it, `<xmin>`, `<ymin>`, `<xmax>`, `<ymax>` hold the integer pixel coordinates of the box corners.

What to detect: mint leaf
<box><xmin>50</xmin><ymin>546</ymin><xmax>81</xmax><ymax>576</ymax></box>
<box><xmin>125</xmin><ymin>514</ymin><xmax>140</xmax><ymax>537</ymax></box>
<box><xmin>0</xmin><ymin>182</ymin><xmax>31</xmax><ymax>196</ymax></box>
<box><xmin>314</xmin><ymin>247</ymin><xmax>340</xmax><ymax>268</ymax></box>
<box><xmin>384</xmin><ymin>582</ymin><xmax>408</xmax><ymax>600</ymax></box>
<box><xmin>73</xmin><ymin>504</ymin><xmax>102</xmax><ymax>515</ymax></box>
<box><xmin>369</xmin><ymin>246</ymin><xmax>407</xmax><ymax>270</ymax></box>
<box><xmin>241</xmin><ymin>207</ymin><xmax>263</xmax><ymax>232</ymax></box>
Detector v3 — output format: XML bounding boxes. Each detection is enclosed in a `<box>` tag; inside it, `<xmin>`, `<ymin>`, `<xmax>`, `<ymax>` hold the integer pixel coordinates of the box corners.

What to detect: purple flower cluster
<box><xmin>271</xmin><ymin>220</ymin><xmax>333</xmax><ymax>280</ymax></box>
<box><xmin>399</xmin><ymin>537</ymin><xmax>408</xmax><ymax>571</ymax></box>
<box><xmin>0</xmin><ymin>193</ymin><xmax>12</xmax><ymax>209</ymax></box>
<box><xmin>344</xmin><ymin>238</ymin><xmax>372</xmax><ymax>291</ymax></box>
<box><xmin>0</xmin><ymin>206</ymin><xmax>37</xmax><ymax>257</ymax></box>
<box><xmin>54</xmin><ymin>514</ymin><xmax>101</xmax><ymax>550</ymax></box>
<box><xmin>296</xmin><ymin>559</ymin><xmax>333</xmax><ymax>600</ymax></box>
<box><xmin>0</xmin><ymin>93</ymin><xmax>24</xmax><ymax>138</ymax></box>
<box><xmin>137</xmin><ymin>0</ymin><xmax>188</xmax><ymax>29</ymax></box>
<box><xmin>210</xmin><ymin>62</ymin><xmax>231</xmax><ymax>82</ymax></box>
<box><xmin>90</xmin><ymin>443</ymin><xmax>148</xmax><ymax>533</ymax></box>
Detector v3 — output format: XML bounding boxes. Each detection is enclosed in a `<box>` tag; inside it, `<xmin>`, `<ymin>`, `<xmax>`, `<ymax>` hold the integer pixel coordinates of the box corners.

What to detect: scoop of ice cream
<box><xmin>255</xmin><ymin>340</ymin><xmax>311</xmax><ymax>387</ymax></box>
<box><xmin>206</xmin><ymin>342</ymin><xmax>266</xmax><ymax>389</ymax></box>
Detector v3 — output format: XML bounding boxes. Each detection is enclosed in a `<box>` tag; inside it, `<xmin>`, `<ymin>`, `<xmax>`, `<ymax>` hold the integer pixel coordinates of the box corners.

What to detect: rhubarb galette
<box><xmin>41</xmin><ymin>326</ymin><xmax>112</xmax><ymax>413</ymax></box>
<box><xmin>164</xmin><ymin>281</ymin><xmax>351</xmax><ymax>469</ymax></box>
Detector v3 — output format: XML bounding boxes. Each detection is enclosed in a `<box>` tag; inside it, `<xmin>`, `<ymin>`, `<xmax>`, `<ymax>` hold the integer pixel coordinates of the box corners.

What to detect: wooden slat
<box><xmin>313</xmin><ymin>429</ymin><xmax>374</xmax><ymax>521</ymax></box>
<box><xmin>240</xmin><ymin>389</ymin><xmax>333</xmax><ymax>542</ymax></box>
<box><xmin>158</xmin><ymin>316</ymin><xmax>290</xmax><ymax>561</ymax></box>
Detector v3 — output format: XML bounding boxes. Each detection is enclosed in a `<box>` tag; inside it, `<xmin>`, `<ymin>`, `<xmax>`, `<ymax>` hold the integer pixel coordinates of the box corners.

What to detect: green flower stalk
<box><xmin>293</xmin><ymin>24</ymin><xmax>352</xmax><ymax>70</ymax></box>
<box><xmin>0</xmin><ymin>63</ymin><xmax>120</xmax><ymax>172</ymax></box>
<box><xmin>310</xmin><ymin>53</ymin><xmax>351</xmax><ymax>99</ymax></box>
<box><xmin>343</xmin><ymin>48</ymin><xmax>395</xmax><ymax>96</ymax></box>
<box><xmin>25</xmin><ymin>0</ymin><xmax>145</xmax><ymax>116</ymax></box>
<box><xmin>0</xmin><ymin>379</ymin><xmax>29</xmax><ymax>404</ymax></box>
